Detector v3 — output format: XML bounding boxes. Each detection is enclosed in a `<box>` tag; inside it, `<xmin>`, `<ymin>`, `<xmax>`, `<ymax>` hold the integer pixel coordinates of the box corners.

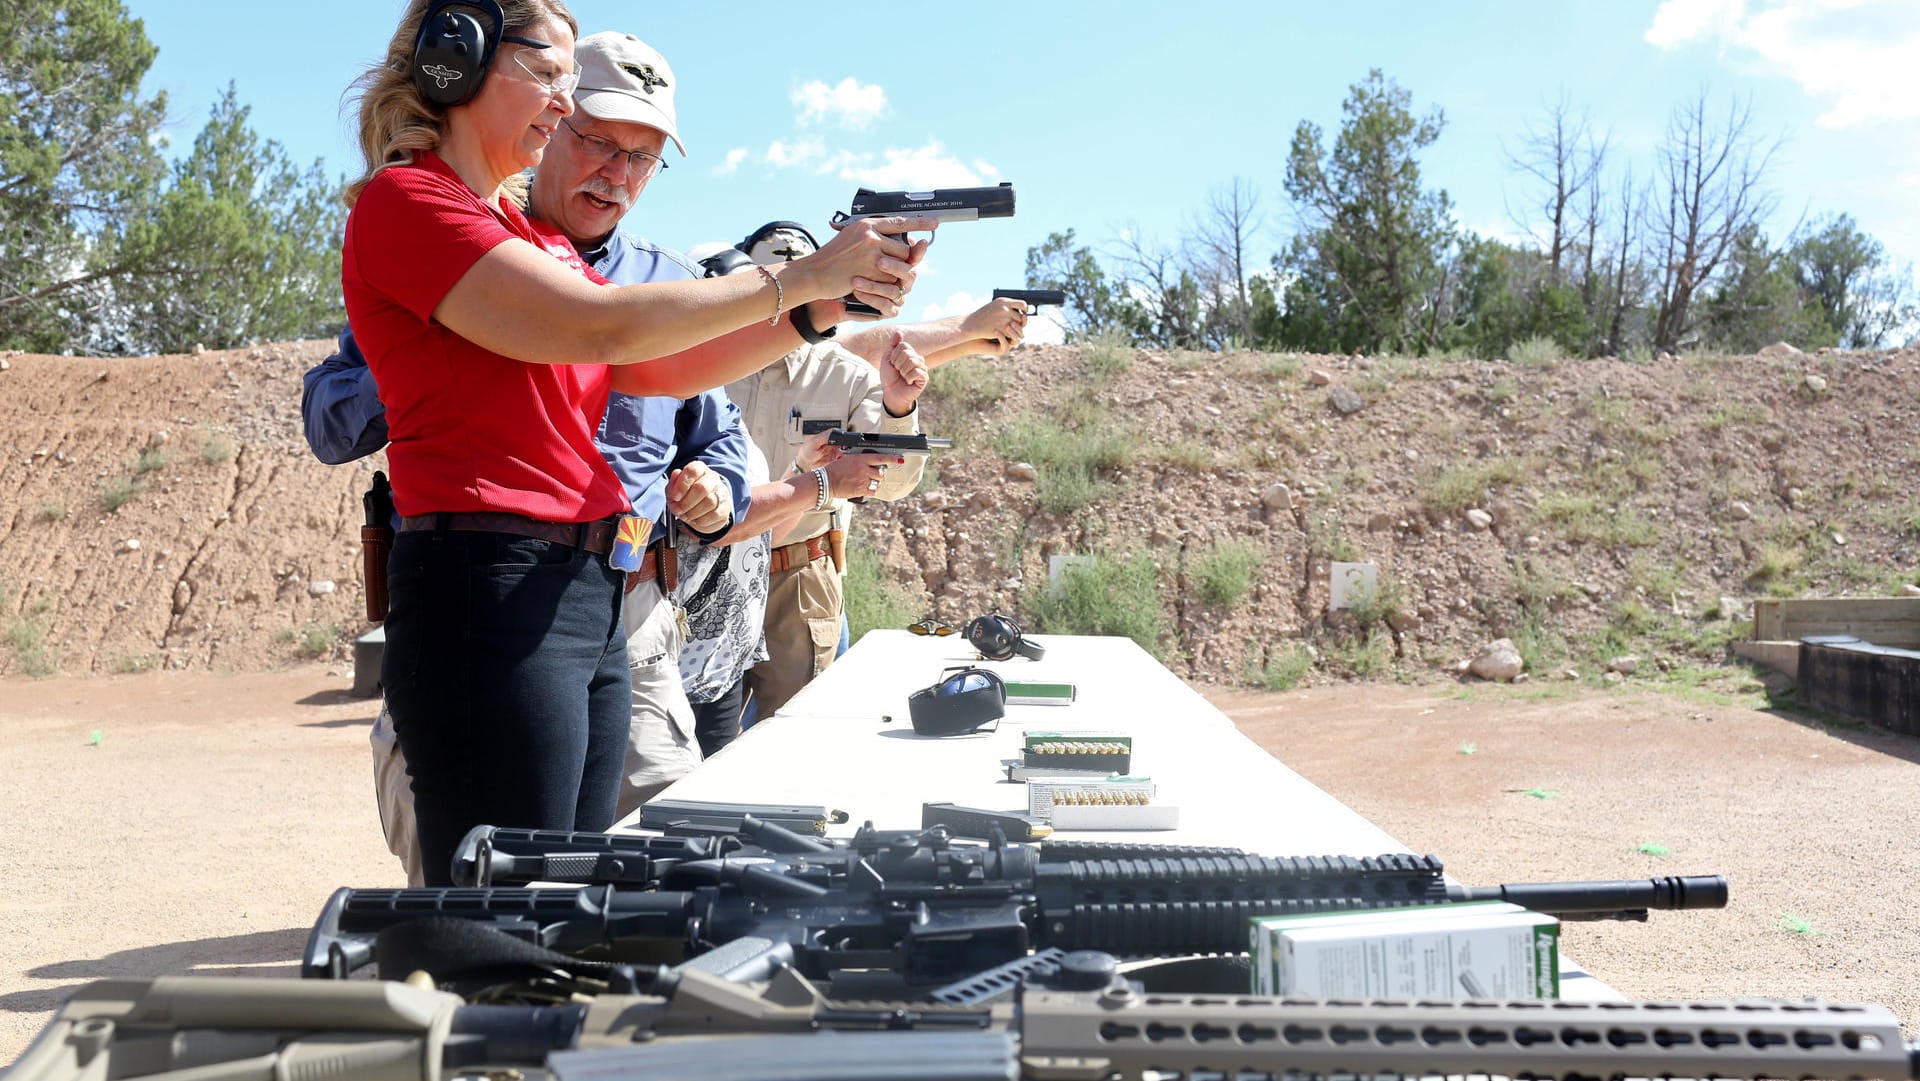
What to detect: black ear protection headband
<box><xmin>906</xmin><ymin>666</ymin><xmax>1006</xmax><ymax>736</ymax></box>
<box><xmin>965</xmin><ymin>613</ymin><xmax>1045</xmax><ymax>662</ymax></box>
<box><xmin>737</xmin><ymin>220</ymin><xmax>823</xmax><ymax>260</ymax></box>
<box><xmin>699</xmin><ymin>247</ymin><xmax>755</xmax><ymax>278</ymax></box>
<box><xmin>411</xmin><ymin>0</ymin><xmax>550</xmax><ymax>108</ymax></box>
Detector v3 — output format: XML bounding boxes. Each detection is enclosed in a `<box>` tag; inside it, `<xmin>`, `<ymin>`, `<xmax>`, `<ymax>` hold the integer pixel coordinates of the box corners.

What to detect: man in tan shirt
<box><xmin>725</xmin><ymin>221</ymin><xmax>931</xmax><ymax>715</ymax></box>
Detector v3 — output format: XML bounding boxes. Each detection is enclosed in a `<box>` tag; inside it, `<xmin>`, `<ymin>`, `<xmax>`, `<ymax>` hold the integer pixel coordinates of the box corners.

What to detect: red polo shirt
<box><xmin>342</xmin><ymin>151</ymin><xmax>630</xmax><ymax>523</ymax></box>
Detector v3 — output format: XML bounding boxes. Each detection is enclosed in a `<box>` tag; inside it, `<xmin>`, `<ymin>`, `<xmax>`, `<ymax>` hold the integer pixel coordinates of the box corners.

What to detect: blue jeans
<box><xmin>382</xmin><ymin>528</ymin><xmax>631</xmax><ymax>886</ymax></box>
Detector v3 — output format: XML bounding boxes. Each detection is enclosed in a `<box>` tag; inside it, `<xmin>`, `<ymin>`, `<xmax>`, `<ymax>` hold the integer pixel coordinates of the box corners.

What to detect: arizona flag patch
<box><xmin>608</xmin><ymin>514</ymin><xmax>652</xmax><ymax>572</ymax></box>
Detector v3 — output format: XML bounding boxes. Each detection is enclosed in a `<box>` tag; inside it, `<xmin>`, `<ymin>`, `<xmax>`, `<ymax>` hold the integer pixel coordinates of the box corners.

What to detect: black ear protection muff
<box><xmin>699</xmin><ymin>247</ymin><xmax>755</xmax><ymax>278</ymax></box>
<box><xmin>413</xmin><ymin>0</ymin><xmax>547</xmax><ymax>108</ymax></box>
<box><xmin>906</xmin><ymin>666</ymin><xmax>1006</xmax><ymax>736</ymax></box>
<box><xmin>965</xmin><ymin>613</ymin><xmax>1045</xmax><ymax>662</ymax></box>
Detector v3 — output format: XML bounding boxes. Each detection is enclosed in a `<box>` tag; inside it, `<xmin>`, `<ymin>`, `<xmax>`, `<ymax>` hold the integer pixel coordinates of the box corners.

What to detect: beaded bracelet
<box><xmin>754</xmin><ymin>264</ymin><xmax>784</xmax><ymax>327</ymax></box>
<box><xmin>811</xmin><ymin>467</ymin><xmax>831</xmax><ymax>510</ymax></box>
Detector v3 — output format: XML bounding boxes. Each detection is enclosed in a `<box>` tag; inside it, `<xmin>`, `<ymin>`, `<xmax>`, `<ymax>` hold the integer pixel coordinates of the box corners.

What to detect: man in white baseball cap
<box><xmin>526</xmin><ymin>31</ymin><xmax>686</xmax><ymax>255</ymax></box>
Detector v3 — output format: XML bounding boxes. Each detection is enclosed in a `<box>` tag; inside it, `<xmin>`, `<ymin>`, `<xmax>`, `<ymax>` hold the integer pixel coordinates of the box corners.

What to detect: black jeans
<box><xmin>382</xmin><ymin>528</ymin><xmax>630</xmax><ymax>885</ymax></box>
<box><xmin>690</xmin><ymin>678</ymin><xmax>744</xmax><ymax>758</ymax></box>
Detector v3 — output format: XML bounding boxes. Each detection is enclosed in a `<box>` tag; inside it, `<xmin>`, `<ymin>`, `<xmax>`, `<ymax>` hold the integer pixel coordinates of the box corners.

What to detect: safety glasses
<box><xmin>908</xmin><ymin>618</ymin><xmax>955</xmax><ymax>637</ymax></box>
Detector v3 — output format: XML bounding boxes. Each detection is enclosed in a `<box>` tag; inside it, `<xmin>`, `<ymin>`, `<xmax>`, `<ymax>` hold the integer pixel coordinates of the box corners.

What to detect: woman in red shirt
<box><xmin>342</xmin><ymin>0</ymin><xmax>929</xmax><ymax>884</ymax></box>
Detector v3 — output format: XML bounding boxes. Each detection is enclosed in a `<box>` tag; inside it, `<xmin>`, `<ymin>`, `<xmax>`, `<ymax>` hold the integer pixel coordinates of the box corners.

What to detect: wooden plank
<box><xmin>1751</xmin><ymin>598</ymin><xmax>1920</xmax><ymax>647</ymax></box>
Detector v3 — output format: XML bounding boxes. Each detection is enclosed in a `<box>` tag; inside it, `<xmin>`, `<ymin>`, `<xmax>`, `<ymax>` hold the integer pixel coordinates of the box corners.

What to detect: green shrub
<box><xmin>1418</xmin><ymin>458</ymin><xmax>1524</xmax><ymax>516</ymax></box>
<box><xmin>843</xmin><ymin>533</ymin><xmax>923</xmax><ymax>643</ymax></box>
<box><xmin>1247</xmin><ymin>644</ymin><xmax>1314</xmax><ymax>691</ymax></box>
<box><xmin>98</xmin><ymin>475</ymin><xmax>143</xmax><ymax>512</ymax></box>
<box><xmin>1027</xmin><ymin>551</ymin><xmax>1165</xmax><ymax>654</ymax></box>
<box><xmin>134</xmin><ymin>445</ymin><xmax>168</xmax><ymax>474</ymax></box>
<box><xmin>1191</xmin><ymin>539</ymin><xmax>1261</xmax><ymax>607</ymax></box>
<box><xmin>278</xmin><ymin>621</ymin><xmax>343</xmax><ymax>660</ymax></box>
<box><xmin>37</xmin><ymin>501</ymin><xmax>67</xmax><ymax>522</ymax></box>
<box><xmin>197</xmin><ymin>428</ymin><xmax>237</xmax><ymax>464</ymax></box>
<box><xmin>1082</xmin><ymin>326</ymin><xmax>1134</xmax><ymax>379</ymax></box>
<box><xmin>1507</xmin><ymin>335</ymin><xmax>1562</xmax><ymax>366</ymax></box>
<box><xmin>924</xmin><ymin>362</ymin><xmax>1007</xmax><ymax>416</ymax></box>
<box><xmin>1001</xmin><ymin>412</ymin><xmax>1134</xmax><ymax>515</ymax></box>
<box><xmin>5</xmin><ymin>594</ymin><xmax>55</xmax><ymax>677</ymax></box>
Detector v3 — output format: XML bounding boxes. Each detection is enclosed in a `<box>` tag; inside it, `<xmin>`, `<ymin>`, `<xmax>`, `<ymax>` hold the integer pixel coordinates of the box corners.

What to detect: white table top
<box><xmin>651</xmin><ymin>630</ymin><xmax>1409</xmax><ymax>856</ymax></box>
<box><xmin>637</xmin><ymin>630</ymin><xmax>1612</xmax><ymax>999</ymax></box>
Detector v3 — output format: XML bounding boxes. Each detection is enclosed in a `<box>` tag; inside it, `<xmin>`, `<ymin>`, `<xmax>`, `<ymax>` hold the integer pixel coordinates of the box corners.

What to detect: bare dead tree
<box><xmin>1505</xmin><ymin>94</ymin><xmax>1610</xmax><ymax>286</ymax></box>
<box><xmin>1606</xmin><ymin>164</ymin><xmax>1644</xmax><ymax>356</ymax></box>
<box><xmin>1110</xmin><ymin>226</ymin><xmax>1204</xmax><ymax>349</ymax></box>
<box><xmin>1646</xmin><ymin>91</ymin><xmax>1778</xmax><ymax>352</ymax></box>
<box><xmin>1186</xmin><ymin>177</ymin><xmax>1264</xmax><ymax>346</ymax></box>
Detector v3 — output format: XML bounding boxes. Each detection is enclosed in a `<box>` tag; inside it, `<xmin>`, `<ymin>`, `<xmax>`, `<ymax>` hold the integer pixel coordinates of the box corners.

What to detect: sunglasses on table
<box><xmin>908</xmin><ymin>618</ymin><xmax>955</xmax><ymax>637</ymax></box>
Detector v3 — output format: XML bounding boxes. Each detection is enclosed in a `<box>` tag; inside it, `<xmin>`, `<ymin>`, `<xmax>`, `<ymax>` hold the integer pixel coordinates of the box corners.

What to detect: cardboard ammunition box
<box><xmin>1027</xmin><ymin>776</ymin><xmax>1177</xmax><ymax>830</ymax></box>
<box><xmin>1003</xmin><ymin>680</ymin><xmax>1077</xmax><ymax>706</ymax></box>
<box><xmin>1021</xmin><ymin>731</ymin><xmax>1131</xmax><ymax>773</ymax></box>
<box><xmin>1251</xmin><ymin>901</ymin><xmax>1559</xmax><ymax>1000</ymax></box>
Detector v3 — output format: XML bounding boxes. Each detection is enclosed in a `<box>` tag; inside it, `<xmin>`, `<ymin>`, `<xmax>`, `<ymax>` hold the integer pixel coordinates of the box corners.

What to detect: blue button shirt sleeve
<box><xmin>300</xmin><ymin>327</ymin><xmax>389</xmax><ymax>465</ymax></box>
<box><xmin>673</xmin><ymin>390</ymin><xmax>752</xmax><ymax>542</ymax></box>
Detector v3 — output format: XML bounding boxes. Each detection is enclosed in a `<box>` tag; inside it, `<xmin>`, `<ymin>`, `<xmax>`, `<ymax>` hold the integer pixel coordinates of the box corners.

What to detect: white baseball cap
<box><xmin>573</xmin><ymin>31</ymin><xmax>685</xmax><ymax>156</ymax></box>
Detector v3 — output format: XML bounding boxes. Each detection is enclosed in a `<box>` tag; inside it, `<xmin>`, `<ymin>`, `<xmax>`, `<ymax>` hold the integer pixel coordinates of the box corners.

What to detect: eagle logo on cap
<box><xmin>620</xmin><ymin>62</ymin><xmax>668</xmax><ymax>94</ymax></box>
<box><xmin>420</xmin><ymin>63</ymin><xmax>462</xmax><ymax>89</ymax></box>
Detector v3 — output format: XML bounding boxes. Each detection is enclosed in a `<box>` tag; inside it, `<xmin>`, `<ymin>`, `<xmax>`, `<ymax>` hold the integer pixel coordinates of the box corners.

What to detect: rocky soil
<box><xmin>2</xmin><ymin>339</ymin><xmax>1917</xmax><ymax>686</ymax></box>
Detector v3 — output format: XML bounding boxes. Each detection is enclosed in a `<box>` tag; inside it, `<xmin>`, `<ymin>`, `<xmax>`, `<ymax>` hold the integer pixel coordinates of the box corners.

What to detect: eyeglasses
<box><xmin>908</xmin><ymin>618</ymin><xmax>955</xmax><ymax>637</ymax></box>
<box><xmin>559</xmin><ymin>117</ymin><xmax>669</xmax><ymax>179</ymax></box>
<box><xmin>511</xmin><ymin>47</ymin><xmax>581</xmax><ymax>100</ymax></box>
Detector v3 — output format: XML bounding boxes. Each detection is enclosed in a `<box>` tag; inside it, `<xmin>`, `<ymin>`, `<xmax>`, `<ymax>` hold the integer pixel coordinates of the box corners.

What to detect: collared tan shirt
<box><xmin>725</xmin><ymin>341</ymin><xmax>924</xmax><ymax>548</ymax></box>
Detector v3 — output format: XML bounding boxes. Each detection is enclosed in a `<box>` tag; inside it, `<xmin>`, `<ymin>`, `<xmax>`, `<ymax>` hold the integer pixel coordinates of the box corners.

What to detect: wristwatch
<box><xmin>791</xmin><ymin>304</ymin><xmax>837</xmax><ymax>344</ymax></box>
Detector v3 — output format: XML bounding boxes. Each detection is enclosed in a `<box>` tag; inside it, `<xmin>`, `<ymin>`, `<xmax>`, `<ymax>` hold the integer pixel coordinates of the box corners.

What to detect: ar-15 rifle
<box><xmin>829</xmin><ymin>183</ymin><xmax>1016</xmax><ymax>316</ymax></box>
<box><xmin>302</xmin><ymin>820</ymin><xmax>1727</xmax><ymax>996</ymax></box>
<box><xmin>11</xmin><ymin>967</ymin><xmax>1915</xmax><ymax>1081</ymax></box>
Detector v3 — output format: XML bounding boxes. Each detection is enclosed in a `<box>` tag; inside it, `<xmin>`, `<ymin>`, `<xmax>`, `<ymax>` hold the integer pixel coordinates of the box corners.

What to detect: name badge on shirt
<box><xmin>608</xmin><ymin>514</ymin><xmax>652</xmax><ymax>572</ymax></box>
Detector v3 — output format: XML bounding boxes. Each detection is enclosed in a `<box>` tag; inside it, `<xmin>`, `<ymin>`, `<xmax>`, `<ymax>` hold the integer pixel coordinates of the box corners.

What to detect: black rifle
<box><xmin>302</xmin><ymin>821</ymin><xmax>1727</xmax><ymax>991</ymax></box>
<box><xmin>991</xmin><ymin>287</ymin><xmax>1065</xmax><ymax>312</ymax></box>
<box><xmin>15</xmin><ymin>969</ymin><xmax>1915</xmax><ymax>1081</ymax></box>
<box><xmin>829</xmin><ymin>183</ymin><xmax>1016</xmax><ymax>316</ymax></box>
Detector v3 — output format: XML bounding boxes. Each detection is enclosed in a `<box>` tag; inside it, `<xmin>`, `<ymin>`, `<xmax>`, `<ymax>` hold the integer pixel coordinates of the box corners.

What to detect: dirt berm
<box><xmin>2</xmin><ymin>340</ymin><xmax>1917</xmax><ymax>685</ymax></box>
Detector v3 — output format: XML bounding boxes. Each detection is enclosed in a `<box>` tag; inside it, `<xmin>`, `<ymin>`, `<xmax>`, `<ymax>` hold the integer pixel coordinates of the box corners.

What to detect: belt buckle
<box><xmin>607</xmin><ymin>515</ymin><xmax>651</xmax><ymax>572</ymax></box>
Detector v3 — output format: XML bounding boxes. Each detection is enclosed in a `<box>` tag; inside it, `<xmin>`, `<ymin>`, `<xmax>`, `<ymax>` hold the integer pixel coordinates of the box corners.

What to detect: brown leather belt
<box><xmin>397</xmin><ymin>512</ymin><xmax>617</xmax><ymax>556</ymax></box>
<box><xmin>769</xmin><ymin>530</ymin><xmax>842</xmax><ymax>575</ymax></box>
<box><xmin>623</xmin><ymin>542</ymin><xmax>678</xmax><ymax>594</ymax></box>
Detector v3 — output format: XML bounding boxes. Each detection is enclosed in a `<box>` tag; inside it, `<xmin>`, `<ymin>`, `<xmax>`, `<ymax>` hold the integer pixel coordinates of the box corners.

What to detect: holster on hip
<box><xmin>361</xmin><ymin>470</ymin><xmax>394</xmax><ymax>623</ymax></box>
<box><xmin>826</xmin><ymin>528</ymin><xmax>846</xmax><ymax>574</ymax></box>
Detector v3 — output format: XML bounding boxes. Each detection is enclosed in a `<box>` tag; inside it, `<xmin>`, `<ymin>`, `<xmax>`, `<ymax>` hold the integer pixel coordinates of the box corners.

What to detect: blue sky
<box><xmin>127</xmin><ymin>0</ymin><xmax>1920</xmax><ymax>345</ymax></box>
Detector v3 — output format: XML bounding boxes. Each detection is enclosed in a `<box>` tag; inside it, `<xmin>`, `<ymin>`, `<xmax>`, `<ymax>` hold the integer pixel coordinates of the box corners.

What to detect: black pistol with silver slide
<box><xmin>830</xmin><ymin>182</ymin><xmax>1015</xmax><ymax>316</ymax></box>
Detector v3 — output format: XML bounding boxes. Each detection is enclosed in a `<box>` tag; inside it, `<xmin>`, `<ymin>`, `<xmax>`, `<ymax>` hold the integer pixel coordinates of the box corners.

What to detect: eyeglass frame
<box><xmin>908</xmin><ymin>618</ymin><xmax>955</xmax><ymax>637</ymax></box>
<box><xmin>558</xmin><ymin>116</ymin><xmax>671</xmax><ymax>179</ymax></box>
<box><xmin>504</xmin><ymin>39</ymin><xmax>581</xmax><ymax>100</ymax></box>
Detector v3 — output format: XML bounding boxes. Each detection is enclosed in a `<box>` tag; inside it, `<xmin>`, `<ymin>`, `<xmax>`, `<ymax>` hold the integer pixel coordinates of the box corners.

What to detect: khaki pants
<box><xmin>370</xmin><ymin>576</ymin><xmax>703</xmax><ymax>883</ymax></box>
<box><xmin>744</xmin><ymin>554</ymin><xmax>842</xmax><ymax>719</ymax></box>
<box><xmin>616</xmin><ymin>576</ymin><xmax>703</xmax><ymax>816</ymax></box>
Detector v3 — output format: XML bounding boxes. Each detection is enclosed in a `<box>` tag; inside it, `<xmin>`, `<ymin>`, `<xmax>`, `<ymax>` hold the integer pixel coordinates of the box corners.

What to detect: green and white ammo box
<box><xmin>1250</xmin><ymin>901</ymin><xmax>1559</xmax><ymax>1000</ymax></box>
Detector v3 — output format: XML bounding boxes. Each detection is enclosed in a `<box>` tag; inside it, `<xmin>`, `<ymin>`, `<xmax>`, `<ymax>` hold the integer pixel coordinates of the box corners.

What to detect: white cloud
<box><xmin>765</xmin><ymin>137</ymin><xmax>825</xmax><ymax>169</ymax></box>
<box><xmin>1645</xmin><ymin>0</ymin><xmax>1920</xmax><ymax>127</ymax></box>
<box><xmin>918</xmin><ymin>290</ymin><xmax>982</xmax><ymax>321</ymax></box>
<box><xmin>1644</xmin><ymin>0</ymin><xmax>1745</xmax><ymax>48</ymax></box>
<box><xmin>826</xmin><ymin>141</ymin><xmax>992</xmax><ymax>189</ymax></box>
<box><xmin>792</xmin><ymin>77</ymin><xmax>888</xmax><ymax>129</ymax></box>
<box><xmin>714</xmin><ymin>148</ymin><xmax>748</xmax><ymax>176</ymax></box>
